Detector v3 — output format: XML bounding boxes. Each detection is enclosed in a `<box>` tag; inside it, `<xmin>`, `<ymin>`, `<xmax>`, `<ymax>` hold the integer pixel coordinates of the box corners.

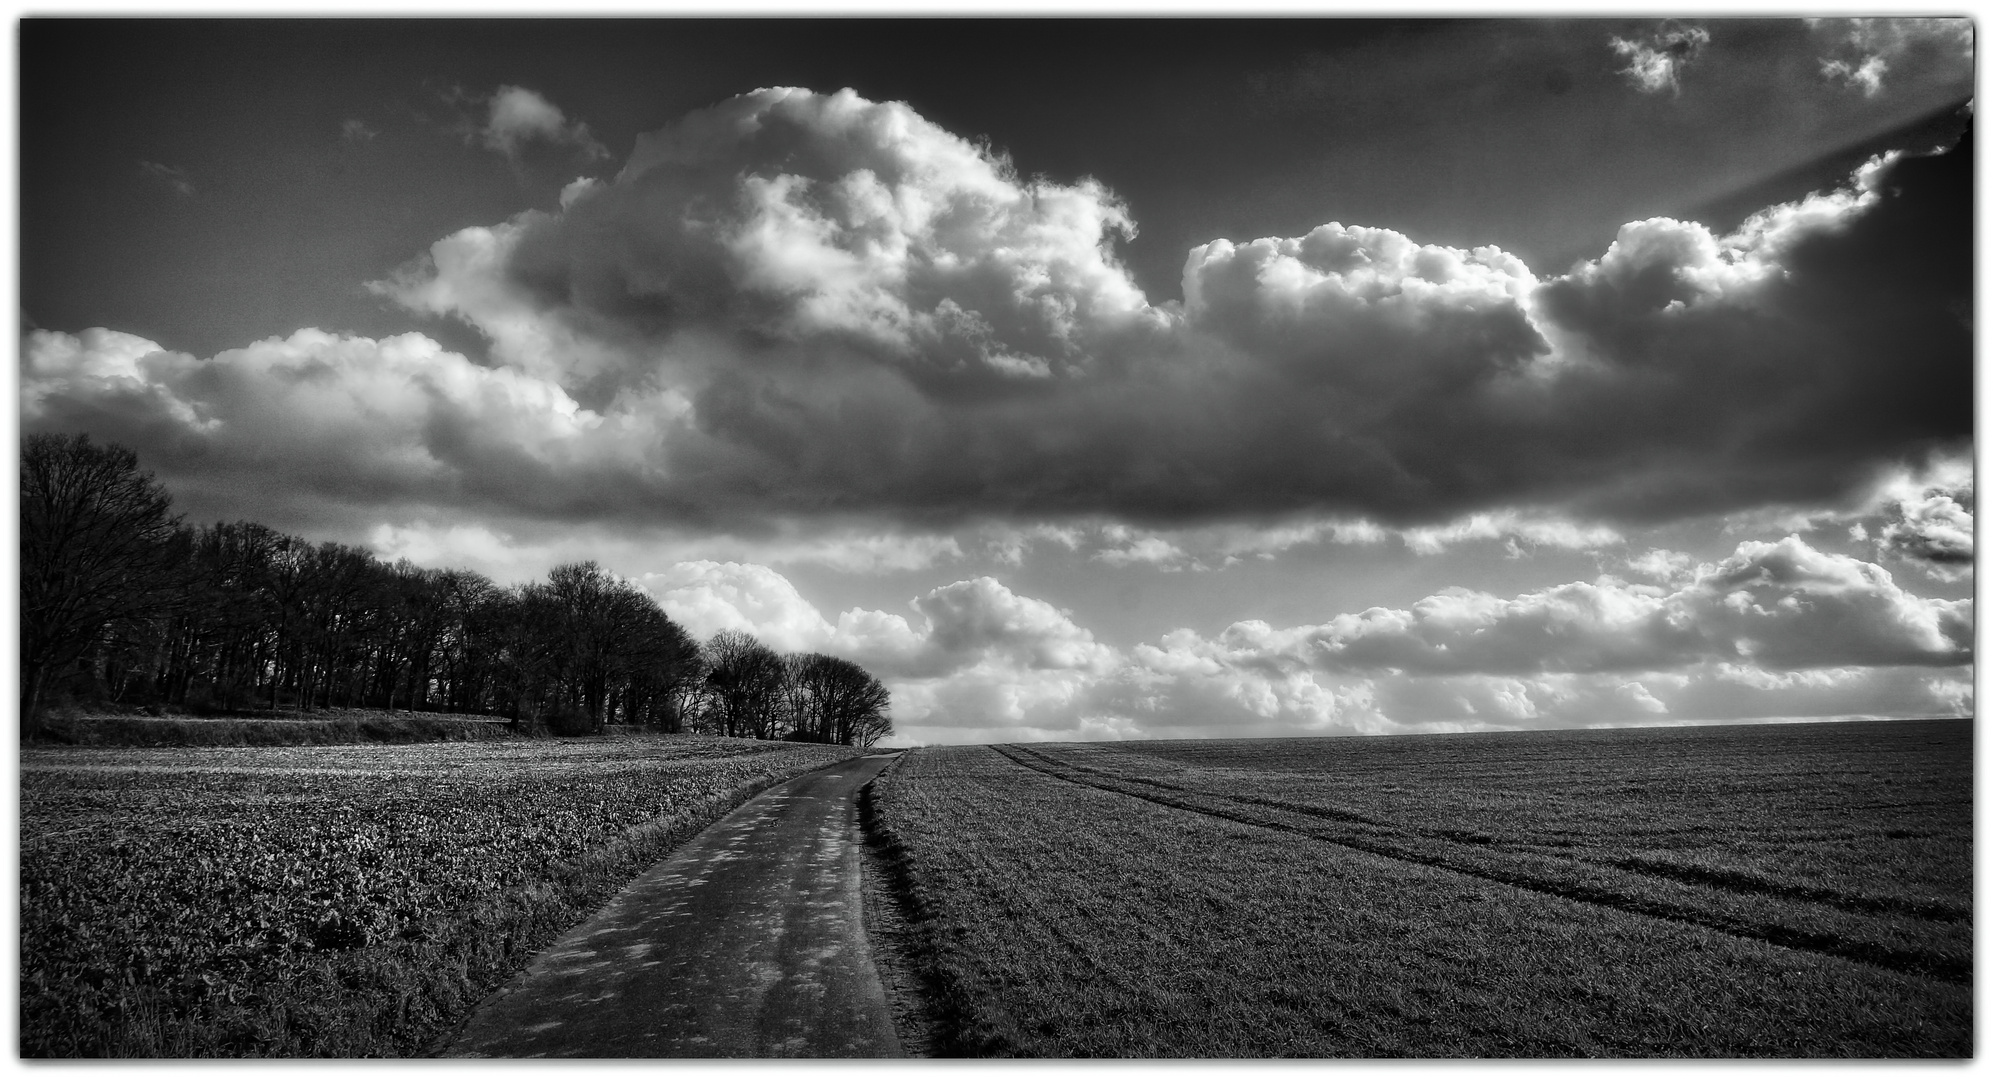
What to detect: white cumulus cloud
<box><xmin>478</xmin><ymin>85</ymin><xmax>607</xmax><ymax>162</ymax></box>
<box><xmin>1610</xmin><ymin>22</ymin><xmax>1710</xmax><ymax>94</ymax></box>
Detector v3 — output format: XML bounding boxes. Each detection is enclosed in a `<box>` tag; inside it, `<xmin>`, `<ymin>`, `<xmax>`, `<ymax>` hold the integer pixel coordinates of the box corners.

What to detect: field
<box><xmin>20</xmin><ymin>733</ymin><xmax>861</xmax><ymax>1057</ymax></box>
<box><xmin>869</xmin><ymin>718</ymin><xmax>1971</xmax><ymax>1057</ymax></box>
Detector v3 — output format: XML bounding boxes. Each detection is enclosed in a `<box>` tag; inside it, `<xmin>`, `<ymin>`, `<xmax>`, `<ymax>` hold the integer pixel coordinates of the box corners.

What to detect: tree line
<box><xmin>19</xmin><ymin>433</ymin><xmax>891</xmax><ymax>746</ymax></box>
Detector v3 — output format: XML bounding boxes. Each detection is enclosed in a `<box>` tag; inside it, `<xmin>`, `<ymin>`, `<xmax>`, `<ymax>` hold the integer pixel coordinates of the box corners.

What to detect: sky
<box><xmin>17</xmin><ymin>16</ymin><xmax>1976</xmax><ymax>746</ymax></box>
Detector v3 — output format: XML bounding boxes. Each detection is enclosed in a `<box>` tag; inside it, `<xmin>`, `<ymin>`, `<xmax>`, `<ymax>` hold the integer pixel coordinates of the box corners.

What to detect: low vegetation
<box><xmin>20</xmin><ymin>734</ymin><xmax>861</xmax><ymax>1057</ymax></box>
<box><xmin>34</xmin><ymin>708</ymin><xmax>520</xmax><ymax>747</ymax></box>
<box><xmin>869</xmin><ymin>719</ymin><xmax>1971</xmax><ymax>1056</ymax></box>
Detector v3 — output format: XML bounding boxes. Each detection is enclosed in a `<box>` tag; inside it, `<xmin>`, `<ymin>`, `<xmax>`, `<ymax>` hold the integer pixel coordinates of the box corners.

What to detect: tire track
<box><xmin>1594</xmin><ymin>854</ymin><xmax>1970</xmax><ymax>923</ymax></box>
<box><xmin>991</xmin><ymin>744</ymin><xmax>1970</xmax><ymax>987</ymax></box>
<box><xmin>1033</xmin><ymin>747</ymin><xmax>1967</xmax><ymax>925</ymax></box>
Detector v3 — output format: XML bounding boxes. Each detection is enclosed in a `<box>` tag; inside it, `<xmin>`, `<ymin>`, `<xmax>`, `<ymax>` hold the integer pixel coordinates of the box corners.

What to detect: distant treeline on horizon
<box><xmin>19</xmin><ymin>431</ymin><xmax>891</xmax><ymax>746</ymax></box>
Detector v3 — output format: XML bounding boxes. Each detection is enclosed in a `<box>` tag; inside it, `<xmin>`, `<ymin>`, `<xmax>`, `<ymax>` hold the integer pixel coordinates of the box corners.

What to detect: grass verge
<box><xmin>857</xmin><ymin>765</ymin><xmax>957</xmax><ymax>1057</ymax></box>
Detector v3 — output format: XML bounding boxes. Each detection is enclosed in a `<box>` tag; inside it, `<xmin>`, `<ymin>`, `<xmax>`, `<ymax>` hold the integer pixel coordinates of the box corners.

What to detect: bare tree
<box><xmin>702</xmin><ymin>630</ymin><xmax>786</xmax><ymax>738</ymax></box>
<box><xmin>781</xmin><ymin>653</ymin><xmax>821</xmax><ymax>741</ymax></box>
<box><xmin>788</xmin><ymin>652</ymin><xmax>891</xmax><ymax>746</ymax></box>
<box><xmin>19</xmin><ymin>434</ymin><xmax>186</xmax><ymax>738</ymax></box>
<box><xmin>619</xmin><ymin>597</ymin><xmax>702</xmax><ymax>730</ymax></box>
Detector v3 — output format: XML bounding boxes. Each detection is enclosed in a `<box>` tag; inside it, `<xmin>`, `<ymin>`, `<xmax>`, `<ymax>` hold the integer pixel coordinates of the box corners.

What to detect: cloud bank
<box><xmin>27</xmin><ymin>87</ymin><xmax>1970</xmax><ymax>545</ymax></box>
<box><xmin>625</xmin><ymin>534</ymin><xmax>1968</xmax><ymax>744</ymax></box>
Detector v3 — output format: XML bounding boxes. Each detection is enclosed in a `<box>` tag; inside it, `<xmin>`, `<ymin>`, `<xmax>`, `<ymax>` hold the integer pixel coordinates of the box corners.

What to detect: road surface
<box><xmin>448</xmin><ymin>753</ymin><xmax>904</xmax><ymax>1058</ymax></box>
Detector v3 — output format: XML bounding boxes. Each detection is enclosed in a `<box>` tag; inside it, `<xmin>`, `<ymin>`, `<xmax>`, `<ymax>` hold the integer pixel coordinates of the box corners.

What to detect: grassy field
<box><xmin>20</xmin><ymin>734</ymin><xmax>861</xmax><ymax>1057</ymax></box>
<box><xmin>869</xmin><ymin>718</ymin><xmax>1971</xmax><ymax>1057</ymax></box>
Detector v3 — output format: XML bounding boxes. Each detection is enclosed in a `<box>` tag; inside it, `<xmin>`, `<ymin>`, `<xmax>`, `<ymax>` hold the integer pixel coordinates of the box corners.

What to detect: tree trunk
<box><xmin>21</xmin><ymin>664</ymin><xmax>47</xmax><ymax>742</ymax></box>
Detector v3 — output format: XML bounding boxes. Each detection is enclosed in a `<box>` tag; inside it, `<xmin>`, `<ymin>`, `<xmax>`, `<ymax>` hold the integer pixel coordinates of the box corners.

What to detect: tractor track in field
<box><xmin>1011</xmin><ymin>747</ymin><xmax>1968</xmax><ymax>924</ymax></box>
<box><xmin>1595</xmin><ymin>854</ymin><xmax>1969</xmax><ymax>922</ymax></box>
<box><xmin>991</xmin><ymin>744</ymin><xmax>1970</xmax><ymax>987</ymax></box>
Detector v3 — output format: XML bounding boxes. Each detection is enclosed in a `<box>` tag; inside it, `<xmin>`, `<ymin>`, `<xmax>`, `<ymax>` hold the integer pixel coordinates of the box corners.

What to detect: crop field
<box><xmin>870</xmin><ymin>718</ymin><xmax>1971</xmax><ymax>1057</ymax></box>
<box><xmin>20</xmin><ymin>734</ymin><xmax>861</xmax><ymax>1057</ymax></box>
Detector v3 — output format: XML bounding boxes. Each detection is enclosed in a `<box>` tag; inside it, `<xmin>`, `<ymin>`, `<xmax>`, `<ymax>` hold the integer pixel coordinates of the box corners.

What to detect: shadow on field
<box><xmin>858</xmin><ymin>768</ymin><xmax>973</xmax><ymax>1058</ymax></box>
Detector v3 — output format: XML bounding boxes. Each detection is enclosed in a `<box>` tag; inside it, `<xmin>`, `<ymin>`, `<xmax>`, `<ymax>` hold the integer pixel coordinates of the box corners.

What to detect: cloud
<box><xmin>32</xmin><ymin>87</ymin><xmax>1973</xmax><ymax>542</ymax></box>
<box><xmin>1819</xmin><ymin>55</ymin><xmax>1889</xmax><ymax>98</ymax></box>
<box><xmin>913</xmin><ymin>577</ymin><xmax>1117</xmax><ymax>674</ymax></box>
<box><xmin>1623</xmin><ymin>548</ymin><xmax>1698</xmax><ymax>588</ymax></box>
<box><xmin>1524</xmin><ymin>142</ymin><xmax>1969</xmax><ymax>524</ymax></box>
<box><xmin>1814</xmin><ymin>18</ymin><xmax>1973</xmax><ymax>97</ymax></box>
<box><xmin>637</xmin><ymin>564</ymin><xmax>1117</xmax><ymax>739</ymax></box>
<box><xmin>1093</xmin><ymin>525</ymin><xmax>1189</xmax><ymax>569</ymax></box>
<box><xmin>642</xmin><ymin>560</ymin><xmax>843</xmax><ymax>653</ymax></box>
<box><xmin>1140</xmin><ymin>536</ymin><xmax>1968</xmax><ymax>683</ymax></box>
<box><xmin>1397</xmin><ymin>513</ymin><xmax>1621</xmax><ymax>558</ymax></box>
<box><xmin>1864</xmin><ymin>458</ymin><xmax>1973</xmax><ymax>581</ymax></box>
<box><xmin>639</xmin><ymin>563</ymin><xmax>1117</xmax><ymax>681</ymax></box>
<box><xmin>981</xmin><ymin>523</ymin><xmax>1085</xmax><ymax>566</ymax></box>
<box><xmin>138</xmin><ymin>161</ymin><xmax>193</xmax><ymax>197</ymax></box>
<box><xmin>385</xmin><ymin>87</ymin><xmax>1158</xmax><ymax>390</ymax></box>
<box><xmin>477</xmin><ymin>85</ymin><xmax>607</xmax><ymax>162</ymax></box>
<box><xmin>369</xmin><ymin>521</ymin><xmax>554</xmax><ymax>582</ymax></box>
<box><xmin>1609</xmin><ymin>22</ymin><xmax>1710</xmax><ymax>94</ymax></box>
<box><xmin>1710</xmin><ymin>454</ymin><xmax>1975</xmax><ymax>586</ymax></box>
<box><xmin>341</xmin><ymin>118</ymin><xmax>379</xmax><ymax>143</ymax></box>
<box><xmin>637</xmin><ymin>560</ymin><xmax>930</xmax><ymax>669</ymax></box>
<box><xmin>583</xmin><ymin>540</ymin><xmax>1969</xmax><ymax>745</ymax></box>
<box><xmin>618</xmin><ymin>563</ymin><xmax>1129</xmax><ymax>740</ymax></box>
<box><xmin>370</xmin><ymin>516</ymin><xmax>963</xmax><ymax>584</ymax></box>
<box><xmin>1718</xmin><ymin>452</ymin><xmax>1971</xmax><ymax>535</ymax></box>
<box><xmin>1078</xmin><ymin>534</ymin><xmax>1971</xmax><ymax>744</ymax></box>
<box><xmin>1878</xmin><ymin>489</ymin><xmax>1973</xmax><ymax>581</ymax></box>
<box><xmin>1030</xmin><ymin>512</ymin><xmax>1617</xmax><ymax>572</ymax></box>
<box><xmin>20</xmin><ymin>326</ymin><xmax>657</xmax><ymax>532</ymax></box>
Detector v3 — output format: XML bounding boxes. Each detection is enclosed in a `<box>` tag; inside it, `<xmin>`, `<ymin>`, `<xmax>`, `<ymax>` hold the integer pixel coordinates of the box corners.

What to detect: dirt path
<box><xmin>447</xmin><ymin>753</ymin><xmax>905</xmax><ymax>1058</ymax></box>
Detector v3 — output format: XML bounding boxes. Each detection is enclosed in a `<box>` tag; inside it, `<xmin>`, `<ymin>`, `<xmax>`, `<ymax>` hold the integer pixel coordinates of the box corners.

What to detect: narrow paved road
<box><xmin>449</xmin><ymin>754</ymin><xmax>904</xmax><ymax>1058</ymax></box>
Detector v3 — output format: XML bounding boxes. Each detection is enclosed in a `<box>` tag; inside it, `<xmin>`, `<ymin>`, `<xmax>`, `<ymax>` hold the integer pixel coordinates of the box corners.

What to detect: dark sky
<box><xmin>20</xmin><ymin>18</ymin><xmax>1971</xmax><ymax>359</ymax></box>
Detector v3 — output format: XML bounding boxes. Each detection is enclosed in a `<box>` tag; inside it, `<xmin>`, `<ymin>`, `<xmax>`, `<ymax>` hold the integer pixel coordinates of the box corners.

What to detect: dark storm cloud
<box><xmin>379</xmin><ymin>88</ymin><xmax>1970</xmax><ymax>528</ymax></box>
<box><xmin>1531</xmin><ymin>135</ymin><xmax>1971</xmax><ymax>523</ymax></box>
<box><xmin>25</xmin><ymin>88</ymin><xmax>1973</xmax><ymax>536</ymax></box>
